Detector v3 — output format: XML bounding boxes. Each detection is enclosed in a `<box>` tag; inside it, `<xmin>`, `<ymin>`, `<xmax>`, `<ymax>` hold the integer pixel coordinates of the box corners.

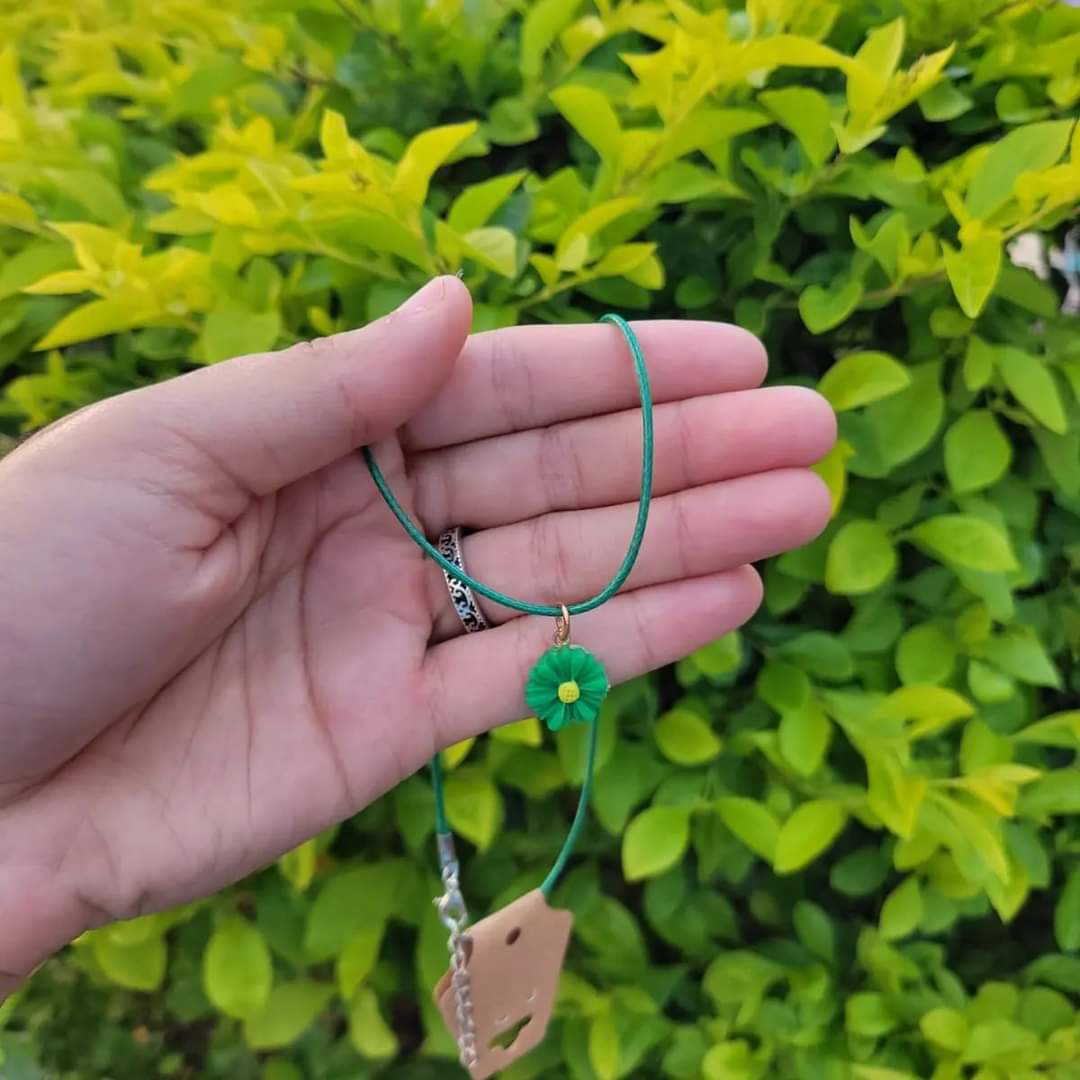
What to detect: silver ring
<box><xmin>437</xmin><ymin>527</ymin><xmax>490</xmax><ymax>633</ymax></box>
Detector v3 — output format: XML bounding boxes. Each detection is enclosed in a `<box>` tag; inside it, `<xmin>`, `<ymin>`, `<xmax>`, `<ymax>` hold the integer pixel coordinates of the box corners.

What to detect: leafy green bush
<box><xmin>2</xmin><ymin>1</ymin><xmax>1079</xmax><ymax>1077</ymax></box>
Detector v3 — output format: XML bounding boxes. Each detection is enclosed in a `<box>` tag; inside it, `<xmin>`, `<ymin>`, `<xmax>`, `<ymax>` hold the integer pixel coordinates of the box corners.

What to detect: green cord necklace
<box><xmin>362</xmin><ymin>313</ymin><xmax>653</xmax><ymax>1077</ymax></box>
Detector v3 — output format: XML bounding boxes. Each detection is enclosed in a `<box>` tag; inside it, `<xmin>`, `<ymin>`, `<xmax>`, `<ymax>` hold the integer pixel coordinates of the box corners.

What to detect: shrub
<box><xmin>1</xmin><ymin>1</ymin><xmax>1079</xmax><ymax>1078</ymax></box>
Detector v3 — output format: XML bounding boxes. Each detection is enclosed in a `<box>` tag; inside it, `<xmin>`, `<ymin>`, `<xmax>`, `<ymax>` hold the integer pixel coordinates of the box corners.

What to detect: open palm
<box><xmin>0</xmin><ymin>278</ymin><xmax>834</xmax><ymax>993</ymax></box>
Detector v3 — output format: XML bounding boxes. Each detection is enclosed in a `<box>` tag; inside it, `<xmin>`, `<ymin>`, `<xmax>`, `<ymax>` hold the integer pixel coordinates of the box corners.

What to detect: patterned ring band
<box><xmin>436</xmin><ymin>528</ymin><xmax>490</xmax><ymax>634</ymax></box>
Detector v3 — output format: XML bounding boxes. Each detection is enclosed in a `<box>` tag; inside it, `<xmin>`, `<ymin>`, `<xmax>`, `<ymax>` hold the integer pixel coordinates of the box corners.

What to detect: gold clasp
<box><xmin>553</xmin><ymin>604</ymin><xmax>571</xmax><ymax>647</ymax></box>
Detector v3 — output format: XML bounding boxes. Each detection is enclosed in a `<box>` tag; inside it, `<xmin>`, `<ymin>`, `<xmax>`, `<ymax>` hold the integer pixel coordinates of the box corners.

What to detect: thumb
<box><xmin>112</xmin><ymin>275</ymin><xmax>472</xmax><ymax>495</ymax></box>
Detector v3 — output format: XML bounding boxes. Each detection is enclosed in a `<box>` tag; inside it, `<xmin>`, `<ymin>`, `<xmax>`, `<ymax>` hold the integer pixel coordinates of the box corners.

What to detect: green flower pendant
<box><xmin>525</xmin><ymin>644</ymin><xmax>609</xmax><ymax>732</ymax></box>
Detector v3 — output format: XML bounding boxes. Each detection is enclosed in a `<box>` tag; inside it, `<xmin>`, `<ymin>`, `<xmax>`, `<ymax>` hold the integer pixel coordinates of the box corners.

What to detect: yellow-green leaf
<box><xmin>920</xmin><ymin>1007</ymin><xmax>969</xmax><ymax>1052</ymax></box>
<box><xmin>521</xmin><ymin>0</ymin><xmax>583</xmax><ymax>77</ymax></box>
<box><xmin>490</xmin><ymin>717</ymin><xmax>543</xmax><ymax>746</ymax></box>
<box><xmin>556</xmin><ymin>196</ymin><xmax>641</xmax><ymax>266</ymax></box>
<box><xmin>654</xmin><ymin>708</ymin><xmax>722</xmax><ymax>766</ymax></box>
<box><xmin>243</xmin><ymin>981</ymin><xmax>334</xmax><ymax>1051</ymax></box>
<box><xmin>348</xmin><ymin>987</ymin><xmax>398</xmax><ymax>1059</ymax></box>
<box><xmin>799</xmin><ymin>279</ymin><xmax>864</xmax><ymax>334</ymax></box>
<box><xmin>203</xmin><ymin>916</ymin><xmax>273</xmax><ymax>1019</ymax></box>
<box><xmin>716</xmin><ymin>797</ymin><xmax>780</xmax><ymax>861</ymax></box>
<box><xmin>35</xmin><ymin>295</ymin><xmax>155</xmax><ymax>350</ymax></box>
<box><xmin>909</xmin><ymin>514</ymin><xmax>1017</xmax><ymax>572</ymax></box>
<box><xmin>779</xmin><ymin>698</ymin><xmax>831</xmax><ymax>777</ymax></box>
<box><xmin>463</xmin><ymin>226</ymin><xmax>518</xmax><ymax>277</ymax></box>
<box><xmin>447</xmin><ymin>170</ymin><xmax>527</xmax><ymax>234</ymax></box>
<box><xmin>392</xmin><ymin>122</ymin><xmax>478</xmax><ymax>207</ymax></box>
<box><xmin>277</xmin><ymin>839</ymin><xmax>317</xmax><ymax>892</ymax></box>
<box><xmin>826</xmin><ymin>519</ymin><xmax>897</xmax><ymax>594</ymax></box>
<box><xmin>943</xmin><ymin>233</ymin><xmax>1002</xmax><ymax>318</ymax></box>
<box><xmin>996</xmin><ymin>346</ymin><xmax>1067</xmax><ymax>434</ymax></box>
<box><xmin>880</xmin><ymin>876</ymin><xmax>923</xmax><ymax>940</ymax></box>
<box><xmin>966</xmin><ymin>119</ymin><xmax>1074</xmax><ymax>218</ymax></box>
<box><xmin>774</xmin><ymin>800</ymin><xmax>847</xmax><ymax>874</ymax></box>
<box><xmin>944</xmin><ymin>410</ymin><xmax>1012</xmax><ymax>493</ymax></box>
<box><xmin>622</xmin><ymin>805</ymin><xmax>691</xmax><ymax>881</ymax></box>
<box><xmin>444</xmin><ymin>766</ymin><xmax>503</xmax><ymax>851</ymax></box>
<box><xmin>92</xmin><ymin>933</ymin><xmax>167</xmax><ymax>992</ymax></box>
<box><xmin>760</xmin><ymin>87</ymin><xmax>836</xmax><ymax>166</ymax></box>
<box><xmin>551</xmin><ymin>85</ymin><xmax>622</xmax><ymax>166</ymax></box>
<box><xmin>337</xmin><ymin>926</ymin><xmax>385</xmax><ymax>999</ymax></box>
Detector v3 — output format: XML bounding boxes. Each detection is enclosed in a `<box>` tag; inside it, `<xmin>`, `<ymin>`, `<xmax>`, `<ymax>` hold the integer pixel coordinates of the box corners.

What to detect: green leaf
<box><xmin>819</xmin><ymin>350</ymin><xmax>910</xmax><ymax>411</ymax></box>
<box><xmin>846</xmin><ymin>992</ymin><xmax>897</xmax><ymax>1037</ymax></box>
<box><xmin>880</xmin><ymin>876</ymin><xmax>923</xmax><ymax>940</ymax></box>
<box><xmin>675</xmin><ymin>275</ymin><xmax>719</xmax><ymax>310</ymax></box>
<box><xmin>1018</xmin><ymin>772</ymin><xmax>1080</xmax><ymax>818</ymax></box>
<box><xmin>0</xmin><ymin>241</ymin><xmax>74</xmax><ymax>301</ymax></box>
<box><xmin>348</xmin><ymin>987</ymin><xmax>398</xmax><ymax>1059</ymax></box>
<box><xmin>487</xmin><ymin>97</ymin><xmax>540</xmax><ymax>146</ymax></box>
<box><xmin>336</xmin><ymin>925</ymin><xmax>384</xmax><ymax>999</ymax></box>
<box><xmin>243</xmin><ymin>981</ymin><xmax>334</xmax><ymax>1051</ymax></box>
<box><xmin>715</xmin><ymin>797</ymin><xmax>780</xmax><ymax>862</ymax></box>
<box><xmin>974</xmin><ymin>628</ymin><xmax>1062</xmax><ymax>689</ymax></box>
<box><xmin>776</xmin><ymin>632</ymin><xmax>855</xmax><ymax>682</ymax></box>
<box><xmin>447</xmin><ymin>170</ymin><xmax>527</xmax><ymax>233</ymax></box>
<box><xmin>896</xmin><ymin>623</ymin><xmax>956</xmax><ymax>686</ymax></box>
<box><xmin>868</xmin><ymin>361</ymin><xmax>944</xmax><ymax>468</ymax></box>
<box><xmin>760</xmin><ymin>87</ymin><xmax>836</xmax><ymax>166</ymax></box>
<box><xmin>919</xmin><ymin>80</ymin><xmax>972</xmax><ymax>121</ymax></box>
<box><xmin>303</xmin><ymin>862</ymin><xmax>403</xmax><ymax>961</ymax></box>
<box><xmin>654</xmin><ymin>708</ymin><xmax>722</xmax><ymax>766</ymax></box>
<box><xmin>521</xmin><ymin>0</ymin><xmax>583</xmax><ymax>77</ymax></box>
<box><xmin>202</xmin><ymin>300</ymin><xmax>280</xmax><ymax>363</ymax></box>
<box><xmin>91</xmin><ymin>933</ymin><xmax>167</xmax><ymax>992</ymax></box>
<box><xmin>909</xmin><ymin>514</ymin><xmax>1017</xmax><ymax>572</ymax></box>
<box><xmin>551</xmin><ymin>85</ymin><xmax>621</xmax><ymax>166</ymax></box>
<box><xmin>798</xmin><ymin>278</ymin><xmax>863</xmax><ymax>334</ymax></box>
<box><xmin>774</xmin><ymin>800</ymin><xmax>847</xmax><ymax>874</ymax></box>
<box><xmin>622</xmin><ymin>805</ymin><xmax>691</xmax><ymax>881</ymax></box>
<box><xmin>966</xmin><ymin>119</ymin><xmax>1073</xmax><ymax>218</ymax></box>
<box><xmin>203</xmin><ymin>916</ymin><xmax>273</xmax><ymax>1019</ymax></box>
<box><xmin>826</xmin><ymin>519</ymin><xmax>897</xmax><ymax>595</ymax></box>
<box><xmin>779</xmin><ymin>698</ymin><xmax>831</xmax><ymax>777</ymax></box>
<box><xmin>444</xmin><ymin>766</ymin><xmax>503</xmax><ymax>851</ymax></box>
<box><xmin>1055</xmin><ymin>866</ymin><xmax>1080</xmax><ymax>952</ymax></box>
<box><xmin>943</xmin><ymin>234</ymin><xmax>1001</xmax><ymax>319</ymax></box>
<box><xmin>391</xmin><ymin>122</ymin><xmax>479</xmax><ymax>207</ymax></box>
<box><xmin>793</xmin><ymin>900</ymin><xmax>836</xmax><ymax>961</ymax></box>
<box><xmin>996</xmin><ymin>346</ymin><xmax>1067</xmax><ymax>434</ymax></box>
<box><xmin>945</xmin><ymin>410</ymin><xmax>1012</xmax><ymax>493</ymax></box>
<box><xmin>831</xmin><ymin>847</ymin><xmax>889</xmax><ymax>897</ymax></box>
<box><xmin>757</xmin><ymin>660</ymin><xmax>811</xmax><ymax>712</ymax></box>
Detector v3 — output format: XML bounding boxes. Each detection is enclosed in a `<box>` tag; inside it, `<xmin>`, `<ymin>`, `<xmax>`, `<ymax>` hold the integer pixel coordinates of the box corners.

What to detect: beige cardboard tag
<box><xmin>434</xmin><ymin>889</ymin><xmax>573</xmax><ymax>1078</ymax></box>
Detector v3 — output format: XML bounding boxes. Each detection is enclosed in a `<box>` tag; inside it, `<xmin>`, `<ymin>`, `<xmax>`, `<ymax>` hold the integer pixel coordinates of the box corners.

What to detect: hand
<box><xmin>0</xmin><ymin>278</ymin><xmax>834</xmax><ymax>993</ymax></box>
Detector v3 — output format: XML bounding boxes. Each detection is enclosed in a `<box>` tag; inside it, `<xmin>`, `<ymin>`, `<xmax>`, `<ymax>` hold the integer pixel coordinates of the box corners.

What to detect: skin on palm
<box><xmin>0</xmin><ymin>277</ymin><xmax>835</xmax><ymax>997</ymax></box>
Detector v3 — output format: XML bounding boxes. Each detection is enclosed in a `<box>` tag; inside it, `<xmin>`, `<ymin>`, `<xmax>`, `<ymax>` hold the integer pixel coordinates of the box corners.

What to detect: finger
<box><xmin>412</xmin><ymin>386</ymin><xmax>835</xmax><ymax>533</ymax></box>
<box><xmin>403</xmin><ymin>319</ymin><xmax>767</xmax><ymax>451</ymax></box>
<box><xmin>424</xmin><ymin>565</ymin><xmax>764</xmax><ymax>747</ymax></box>
<box><xmin>428</xmin><ymin>468</ymin><xmax>831</xmax><ymax>640</ymax></box>
<box><xmin>99</xmin><ymin>276</ymin><xmax>472</xmax><ymax>499</ymax></box>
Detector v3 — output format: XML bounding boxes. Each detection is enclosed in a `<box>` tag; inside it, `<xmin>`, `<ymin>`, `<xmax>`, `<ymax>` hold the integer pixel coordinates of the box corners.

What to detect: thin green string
<box><xmin>363</xmin><ymin>313</ymin><xmax>652</xmax><ymax>897</ymax></box>
<box><xmin>361</xmin><ymin>313</ymin><xmax>653</xmax><ymax>617</ymax></box>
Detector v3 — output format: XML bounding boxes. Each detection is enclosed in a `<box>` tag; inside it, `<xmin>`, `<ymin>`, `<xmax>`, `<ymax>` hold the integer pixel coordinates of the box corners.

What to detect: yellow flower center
<box><xmin>557</xmin><ymin>680</ymin><xmax>581</xmax><ymax>704</ymax></box>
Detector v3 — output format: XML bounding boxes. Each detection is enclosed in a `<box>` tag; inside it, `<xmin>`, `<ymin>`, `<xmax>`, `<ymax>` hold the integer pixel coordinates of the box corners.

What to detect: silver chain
<box><xmin>436</xmin><ymin>833</ymin><xmax>478</xmax><ymax>1070</ymax></box>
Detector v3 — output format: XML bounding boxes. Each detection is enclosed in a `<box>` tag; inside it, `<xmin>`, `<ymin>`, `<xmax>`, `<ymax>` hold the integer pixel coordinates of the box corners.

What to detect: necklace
<box><xmin>362</xmin><ymin>313</ymin><xmax>654</xmax><ymax>1076</ymax></box>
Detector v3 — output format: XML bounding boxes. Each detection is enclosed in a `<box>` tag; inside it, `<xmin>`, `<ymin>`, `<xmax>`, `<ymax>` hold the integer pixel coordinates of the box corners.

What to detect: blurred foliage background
<box><xmin>1</xmin><ymin>0</ymin><xmax>1079</xmax><ymax>1077</ymax></box>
